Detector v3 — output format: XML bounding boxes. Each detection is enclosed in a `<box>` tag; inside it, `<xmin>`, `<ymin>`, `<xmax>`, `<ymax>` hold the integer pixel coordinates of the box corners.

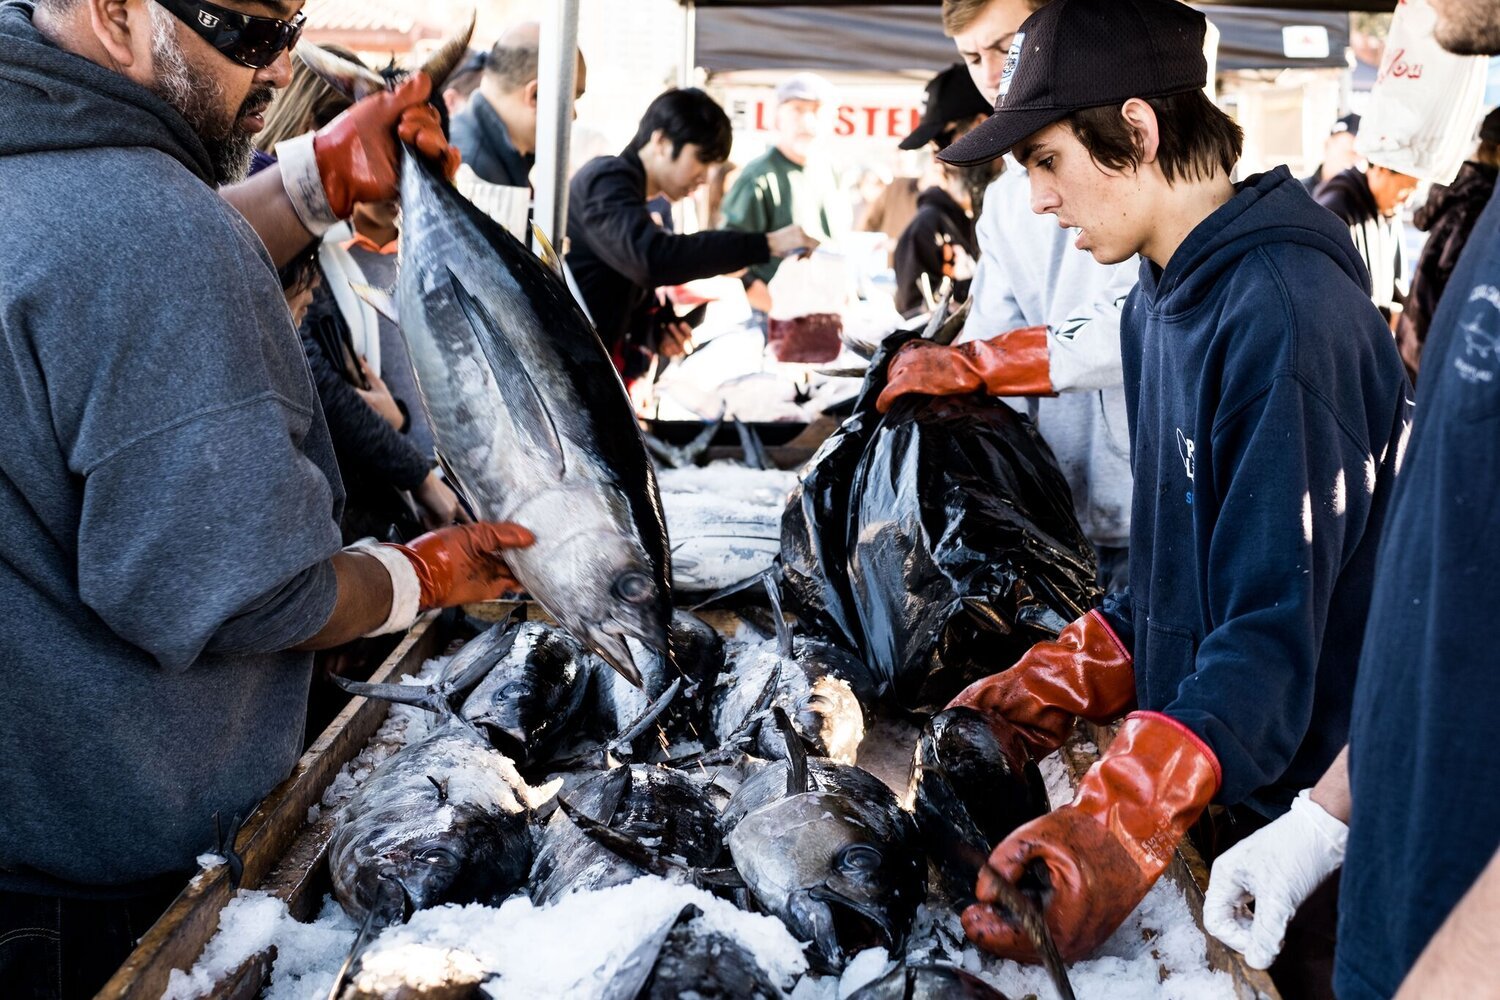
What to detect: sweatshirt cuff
<box><xmin>345</xmin><ymin>538</ymin><xmax>422</xmax><ymax>635</ymax></box>
<box><xmin>275</xmin><ymin>132</ymin><xmax>339</xmax><ymax>236</ymax></box>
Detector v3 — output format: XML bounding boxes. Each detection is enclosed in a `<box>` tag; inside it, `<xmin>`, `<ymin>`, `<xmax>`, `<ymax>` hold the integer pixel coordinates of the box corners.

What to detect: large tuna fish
<box><xmin>298</xmin><ymin>32</ymin><xmax>671</xmax><ymax>686</ymax></box>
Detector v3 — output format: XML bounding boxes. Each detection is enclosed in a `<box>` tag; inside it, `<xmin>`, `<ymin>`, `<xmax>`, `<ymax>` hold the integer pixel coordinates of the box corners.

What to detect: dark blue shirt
<box><xmin>1336</xmin><ymin>187</ymin><xmax>1500</xmax><ymax>1000</ymax></box>
<box><xmin>448</xmin><ymin>92</ymin><xmax>533</xmax><ymax>188</ymax></box>
<box><xmin>1102</xmin><ymin>167</ymin><xmax>1411</xmax><ymax>815</ymax></box>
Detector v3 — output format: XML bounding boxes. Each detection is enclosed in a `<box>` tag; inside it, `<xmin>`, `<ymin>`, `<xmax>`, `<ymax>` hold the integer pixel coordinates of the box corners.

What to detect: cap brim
<box><xmin>899</xmin><ymin>119</ymin><xmax>944</xmax><ymax>151</ymax></box>
<box><xmin>937</xmin><ymin>105</ymin><xmax>1068</xmax><ymax>167</ymax></box>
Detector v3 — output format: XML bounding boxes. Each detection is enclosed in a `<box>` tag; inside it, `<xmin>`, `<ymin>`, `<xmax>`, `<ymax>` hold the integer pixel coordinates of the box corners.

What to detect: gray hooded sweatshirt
<box><xmin>0</xmin><ymin>1</ymin><xmax>343</xmax><ymax>894</ymax></box>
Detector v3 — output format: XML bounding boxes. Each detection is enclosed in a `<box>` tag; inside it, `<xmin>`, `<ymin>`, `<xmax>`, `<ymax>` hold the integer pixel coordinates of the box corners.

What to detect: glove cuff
<box><xmin>968</xmin><ymin>325</ymin><xmax>1054</xmax><ymax>396</ymax></box>
<box><xmin>346</xmin><ymin>538</ymin><xmax>423</xmax><ymax>635</ymax></box>
<box><xmin>275</xmin><ymin>132</ymin><xmax>340</xmax><ymax>235</ymax></box>
<box><xmin>1291</xmin><ymin>787</ymin><xmax>1349</xmax><ymax>860</ymax></box>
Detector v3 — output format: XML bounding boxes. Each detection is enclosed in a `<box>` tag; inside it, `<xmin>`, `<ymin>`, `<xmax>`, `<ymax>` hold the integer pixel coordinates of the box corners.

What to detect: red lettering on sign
<box><xmin>835</xmin><ymin>105</ymin><xmax>855</xmax><ymax>137</ymax></box>
<box><xmin>1379</xmin><ymin>47</ymin><xmax>1425</xmax><ymax>83</ymax></box>
<box><xmin>754</xmin><ymin>102</ymin><xmax>769</xmax><ymax>131</ymax></box>
<box><xmin>863</xmin><ymin>107</ymin><xmax>880</xmax><ymax>134</ymax></box>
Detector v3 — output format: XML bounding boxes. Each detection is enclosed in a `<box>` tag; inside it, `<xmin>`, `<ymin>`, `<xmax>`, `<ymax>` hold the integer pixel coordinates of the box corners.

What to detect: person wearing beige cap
<box><xmin>721</xmin><ymin>71</ymin><xmax>846</xmax><ymax>317</ymax></box>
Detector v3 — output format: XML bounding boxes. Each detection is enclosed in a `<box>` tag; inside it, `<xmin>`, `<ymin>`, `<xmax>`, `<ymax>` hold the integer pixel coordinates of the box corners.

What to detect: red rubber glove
<box><xmin>963</xmin><ymin>711</ymin><xmax>1221</xmax><ymax>962</ymax></box>
<box><xmin>947</xmin><ymin>609</ymin><xmax>1136</xmax><ymax>760</ymax></box>
<box><xmin>312</xmin><ymin>72</ymin><xmax>461</xmax><ymax>220</ymax></box>
<box><xmin>875</xmin><ymin>325</ymin><xmax>1053</xmax><ymax>413</ymax></box>
<box><xmin>390</xmin><ymin>522</ymin><xmax>534</xmax><ymax>610</ymax></box>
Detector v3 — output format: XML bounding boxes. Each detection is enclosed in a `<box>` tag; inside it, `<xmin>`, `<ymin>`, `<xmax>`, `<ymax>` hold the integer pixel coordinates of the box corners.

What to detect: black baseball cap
<box><xmin>1480</xmin><ymin>107</ymin><xmax>1500</xmax><ymax>144</ymax></box>
<box><xmin>901</xmin><ymin>63</ymin><xmax>993</xmax><ymax>150</ymax></box>
<box><xmin>940</xmin><ymin>0</ymin><xmax>1209</xmax><ymax>167</ymax></box>
<box><xmin>1330</xmin><ymin>112</ymin><xmax>1360</xmax><ymax>137</ymax></box>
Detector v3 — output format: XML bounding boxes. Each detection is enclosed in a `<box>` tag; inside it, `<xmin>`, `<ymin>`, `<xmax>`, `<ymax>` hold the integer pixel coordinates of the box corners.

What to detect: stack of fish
<box><xmin>293</xmin><ymin>27</ymin><xmax>1070</xmax><ymax>1000</ymax></box>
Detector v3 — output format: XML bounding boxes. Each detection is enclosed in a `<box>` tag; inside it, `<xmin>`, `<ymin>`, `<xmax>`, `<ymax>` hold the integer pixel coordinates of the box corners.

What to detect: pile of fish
<box><xmin>287</xmin><ymin>28</ymin><xmax>1089</xmax><ymax>1000</ymax></box>
<box><xmin>316</xmin><ymin>598</ymin><xmax>1062</xmax><ymax>998</ymax></box>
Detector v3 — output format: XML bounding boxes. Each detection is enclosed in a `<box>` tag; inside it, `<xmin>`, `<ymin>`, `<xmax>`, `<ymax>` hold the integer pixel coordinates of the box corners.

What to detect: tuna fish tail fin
<box><xmin>774</xmin><ymin>706</ymin><xmax>813</xmax><ymax>795</ymax></box>
<box><xmin>419</xmin><ymin>10</ymin><xmax>477</xmax><ymax>91</ymax></box>
<box><xmin>760</xmin><ymin>570</ymin><xmax>795</xmax><ymax>660</ymax></box>
<box><xmin>530</xmin><ymin>222</ymin><xmax>564</xmax><ymax>274</ymax></box>
<box><xmin>733</xmin><ymin>421</ymin><xmax>771</xmax><ymax>470</ymax></box>
<box><xmin>295</xmin><ymin>42</ymin><xmax>388</xmax><ymax>101</ymax></box>
<box><xmin>643</xmin><ymin>409</ymin><xmax>725</xmax><ymax>469</ymax></box>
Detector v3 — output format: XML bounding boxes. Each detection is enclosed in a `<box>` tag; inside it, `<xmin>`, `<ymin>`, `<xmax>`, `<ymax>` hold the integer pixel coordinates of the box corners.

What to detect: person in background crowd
<box><xmin>859</xmin><ymin>171</ymin><xmax>923</xmax><ymax>266</ymax></box>
<box><xmin>442</xmin><ymin>47</ymin><xmax>487</xmax><ymax>117</ymax></box>
<box><xmin>1395</xmin><ymin>105</ymin><xmax>1500</xmax><ymax>379</ymax></box>
<box><xmin>256</xmin><ymin>55</ymin><xmax>463</xmax><ymax>543</ymax></box>
<box><xmin>903</xmin><ymin>6</ymin><xmax>1408</xmax><ymax>999</ymax></box>
<box><xmin>892</xmin><ymin>63</ymin><xmax>992</xmax><ymax>317</ymax></box>
<box><xmin>567</xmin><ymin>88</ymin><xmax>818</xmax><ymax>378</ymax></box>
<box><xmin>722</xmin><ymin>71</ymin><xmax>846</xmax><ymax>317</ymax></box>
<box><xmin>888</xmin><ymin>0</ymin><xmax>1138</xmax><ymax>594</ymax></box>
<box><xmin>1302</xmin><ymin>113</ymin><xmax>1361</xmax><ymax>194</ymax></box>
<box><xmin>448</xmin><ymin>21</ymin><xmax>587</xmax><ymax>188</ymax></box>
<box><xmin>1316</xmin><ymin>160</ymin><xmax>1420</xmax><ymax>322</ymax></box>
<box><xmin>0</xmin><ymin>2</ymin><xmax>532</xmax><ymax>995</ymax></box>
<box><xmin>850</xmin><ymin>165</ymin><xmax>891</xmax><ymax>232</ymax></box>
<box><xmin>1204</xmin><ymin>2</ymin><xmax>1500</xmax><ymax>996</ymax></box>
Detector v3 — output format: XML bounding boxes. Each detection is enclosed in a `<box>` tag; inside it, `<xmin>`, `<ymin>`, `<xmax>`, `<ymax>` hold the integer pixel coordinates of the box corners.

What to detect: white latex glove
<box><xmin>1203</xmin><ymin>789</ymin><xmax>1348</xmax><ymax>969</ymax></box>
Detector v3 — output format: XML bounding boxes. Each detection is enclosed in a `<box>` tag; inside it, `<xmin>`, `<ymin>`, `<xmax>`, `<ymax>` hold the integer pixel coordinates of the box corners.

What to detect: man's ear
<box><xmin>88</xmin><ymin>0</ymin><xmax>150</xmax><ymax>71</ymax></box>
<box><xmin>524</xmin><ymin>78</ymin><xmax>539</xmax><ymax>110</ymax></box>
<box><xmin>1120</xmin><ymin>97</ymin><xmax>1161</xmax><ymax>166</ymax></box>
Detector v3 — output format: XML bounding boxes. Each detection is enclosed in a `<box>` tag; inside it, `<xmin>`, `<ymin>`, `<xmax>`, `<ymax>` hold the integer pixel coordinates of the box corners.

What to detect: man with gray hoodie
<box><xmin>878</xmin><ymin>0</ymin><xmax>1136</xmax><ymax>591</ymax></box>
<box><xmin>0</xmin><ymin>1</ymin><xmax>533</xmax><ymax>995</ymax></box>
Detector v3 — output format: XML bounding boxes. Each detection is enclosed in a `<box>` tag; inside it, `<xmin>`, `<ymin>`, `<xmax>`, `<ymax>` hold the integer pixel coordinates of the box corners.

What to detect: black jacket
<box><xmin>448</xmin><ymin>93</ymin><xmax>533</xmax><ymax>188</ymax></box>
<box><xmin>893</xmin><ymin>186</ymin><xmax>977</xmax><ymax>318</ymax></box>
<box><xmin>1396</xmin><ymin>160</ymin><xmax>1498</xmax><ymax>379</ymax></box>
<box><xmin>297</xmin><ymin>281</ymin><xmax>429</xmax><ymax>500</ymax></box>
<box><xmin>565</xmin><ymin>147</ymin><xmax>770</xmax><ymax>356</ymax></box>
<box><xmin>1315</xmin><ymin>167</ymin><xmax>1405</xmax><ymax>312</ymax></box>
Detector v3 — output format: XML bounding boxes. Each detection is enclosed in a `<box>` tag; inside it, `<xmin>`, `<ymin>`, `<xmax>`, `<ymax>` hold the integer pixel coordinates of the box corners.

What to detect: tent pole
<box><xmin>680</xmin><ymin>1</ymin><xmax>697</xmax><ymax>88</ymax></box>
<box><xmin>534</xmin><ymin>0</ymin><xmax>580</xmax><ymax>254</ymax></box>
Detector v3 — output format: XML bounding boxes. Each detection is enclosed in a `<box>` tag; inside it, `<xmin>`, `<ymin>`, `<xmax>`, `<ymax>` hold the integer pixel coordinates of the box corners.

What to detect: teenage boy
<box><xmin>883</xmin><ymin>0</ymin><xmax>1141</xmax><ymax>593</ymax></box>
<box><xmin>1203</xmin><ymin>1</ymin><xmax>1500</xmax><ymax>996</ymax></box>
<box><xmin>566</xmin><ymin>88</ymin><xmax>817</xmax><ymax>374</ymax></box>
<box><xmin>902</xmin><ymin>0</ymin><xmax>1410</xmax><ymax>967</ymax></box>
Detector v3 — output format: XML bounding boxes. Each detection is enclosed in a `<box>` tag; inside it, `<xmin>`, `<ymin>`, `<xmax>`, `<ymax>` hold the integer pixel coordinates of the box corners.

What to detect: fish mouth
<box><xmin>586</xmin><ymin>628</ymin><xmax>645</xmax><ymax>689</ymax></box>
<box><xmin>790</xmin><ymin>887</ymin><xmax>895</xmax><ymax>973</ymax></box>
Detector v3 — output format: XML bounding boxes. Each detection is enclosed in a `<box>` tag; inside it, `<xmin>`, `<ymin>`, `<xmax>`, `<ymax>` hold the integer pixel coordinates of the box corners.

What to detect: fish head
<box><xmin>333</xmin><ymin>803</ymin><xmax>534</xmax><ymax>926</ymax></box>
<box><xmin>540</xmin><ymin>535</ymin><xmax>670</xmax><ymax>689</ymax></box>
<box><xmin>727</xmin><ymin>789</ymin><xmax>925</xmax><ymax>972</ymax></box>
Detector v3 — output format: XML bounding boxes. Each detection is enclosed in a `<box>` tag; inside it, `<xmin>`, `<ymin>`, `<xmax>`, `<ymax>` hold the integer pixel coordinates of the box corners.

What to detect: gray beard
<box><xmin>147</xmin><ymin>5</ymin><xmax>254</xmax><ymax>184</ymax></box>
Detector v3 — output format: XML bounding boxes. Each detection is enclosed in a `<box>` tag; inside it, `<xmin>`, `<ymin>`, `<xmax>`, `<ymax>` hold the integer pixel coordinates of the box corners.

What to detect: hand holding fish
<box><xmin>313</xmin><ymin>72</ymin><xmax>460</xmax><ymax>221</ymax></box>
<box><xmin>876</xmin><ymin>326</ymin><xmax>1053</xmax><ymax>414</ymax></box>
<box><xmin>963</xmin><ymin>712</ymin><xmax>1220</xmax><ymax>963</ymax></box>
<box><xmin>391</xmin><ymin>521</ymin><xmax>535</xmax><ymax>610</ymax></box>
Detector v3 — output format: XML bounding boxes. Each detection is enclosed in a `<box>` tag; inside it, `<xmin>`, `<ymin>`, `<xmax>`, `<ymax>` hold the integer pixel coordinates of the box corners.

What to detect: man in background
<box><xmin>1302</xmin><ymin>112</ymin><xmax>1361</xmax><ymax>194</ymax></box>
<box><xmin>722</xmin><ymin>72</ymin><xmax>846</xmax><ymax>316</ymax></box>
<box><xmin>449</xmin><ymin>21</ymin><xmax>587</xmax><ymax>188</ymax></box>
<box><xmin>1317</xmin><ymin>159</ymin><xmax>1420</xmax><ymax>322</ymax></box>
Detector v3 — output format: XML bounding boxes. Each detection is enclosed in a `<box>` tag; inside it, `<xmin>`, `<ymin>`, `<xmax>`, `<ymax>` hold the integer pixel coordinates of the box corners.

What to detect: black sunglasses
<box><xmin>152</xmin><ymin>0</ymin><xmax>305</xmax><ymax>69</ymax></box>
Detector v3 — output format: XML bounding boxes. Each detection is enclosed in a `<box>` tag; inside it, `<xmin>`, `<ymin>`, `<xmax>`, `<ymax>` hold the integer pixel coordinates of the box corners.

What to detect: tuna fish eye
<box><xmin>835</xmin><ymin>844</ymin><xmax>884</xmax><ymax>874</ymax></box>
<box><xmin>417</xmin><ymin>847</ymin><xmax>459</xmax><ymax>868</ymax></box>
<box><xmin>612</xmin><ymin>571</ymin><xmax>655</xmax><ymax>605</ymax></box>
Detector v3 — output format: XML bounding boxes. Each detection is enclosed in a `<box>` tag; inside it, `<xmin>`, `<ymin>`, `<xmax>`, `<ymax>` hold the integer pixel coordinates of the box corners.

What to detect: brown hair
<box><xmin>1064</xmin><ymin>89</ymin><xmax>1242</xmax><ymax>184</ymax></box>
<box><xmin>941</xmin><ymin>0</ymin><xmax>1048</xmax><ymax>36</ymax></box>
<box><xmin>255</xmin><ymin>44</ymin><xmax>365</xmax><ymax>153</ymax></box>
<box><xmin>1477</xmin><ymin>140</ymin><xmax>1500</xmax><ymax>169</ymax></box>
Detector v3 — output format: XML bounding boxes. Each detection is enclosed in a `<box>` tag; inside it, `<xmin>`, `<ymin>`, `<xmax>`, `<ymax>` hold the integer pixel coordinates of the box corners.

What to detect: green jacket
<box><xmin>721</xmin><ymin>146</ymin><xmax>843</xmax><ymax>285</ymax></box>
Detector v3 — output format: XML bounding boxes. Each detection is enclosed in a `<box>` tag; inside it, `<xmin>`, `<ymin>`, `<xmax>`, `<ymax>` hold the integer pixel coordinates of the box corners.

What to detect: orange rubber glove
<box><xmin>947</xmin><ymin>609</ymin><xmax>1136</xmax><ymax>760</ymax></box>
<box><xmin>875</xmin><ymin>325</ymin><xmax>1053</xmax><ymax>413</ymax></box>
<box><xmin>963</xmin><ymin>711</ymin><xmax>1221</xmax><ymax>963</ymax></box>
<box><xmin>312</xmin><ymin>72</ymin><xmax>460</xmax><ymax>220</ymax></box>
<box><xmin>390</xmin><ymin>522</ymin><xmax>534</xmax><ymax>610</ymax></box>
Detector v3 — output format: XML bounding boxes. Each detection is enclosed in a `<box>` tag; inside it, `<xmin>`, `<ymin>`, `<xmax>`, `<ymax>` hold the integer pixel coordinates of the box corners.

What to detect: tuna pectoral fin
<box><xmin>611</xmin><ymin>676</ymin><xmax>683</xmax><ymax>750</ymax></box>
<box><xmin>447</xmin><ymin>267</ymin><xmax>566</xmax><ymax>475</ymax></box>
<box><xmin>329</xmin><ymin>675</ymin><xmax>450</xmax><ymax>716</ymax></box>
<box><xmin>760</xmin><ymin>570</ymin><xmax>794</xmax><ymax>659</ymax></box>
<box><xmin>295</xmin><ymin>42</ymin><xmax>387</xmax><ymax>101</ymax></box>
<box><xmin>559</xmin><ymin>797</ymin><xmax>743</xmax><ymax>892</ymax></box>
<box><xmin>734</xmin><ymin>421</ymin><xmax>771</xmax><ymax>470</ymax></box>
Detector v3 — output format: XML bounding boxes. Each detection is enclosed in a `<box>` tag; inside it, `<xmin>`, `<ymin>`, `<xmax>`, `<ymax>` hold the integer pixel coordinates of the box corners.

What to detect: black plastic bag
<box><xmin>781</xmin><ymin>331</ymin><xmax>1101</xmax><ymax>710</ymax></box>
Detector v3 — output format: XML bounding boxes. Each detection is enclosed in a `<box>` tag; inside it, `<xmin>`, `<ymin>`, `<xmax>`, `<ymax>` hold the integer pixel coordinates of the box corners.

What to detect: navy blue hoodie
<box><xmin>1101</xmin><ymin>167</ymin><xmax>1411</xmax><ymax>815</ymax></box>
